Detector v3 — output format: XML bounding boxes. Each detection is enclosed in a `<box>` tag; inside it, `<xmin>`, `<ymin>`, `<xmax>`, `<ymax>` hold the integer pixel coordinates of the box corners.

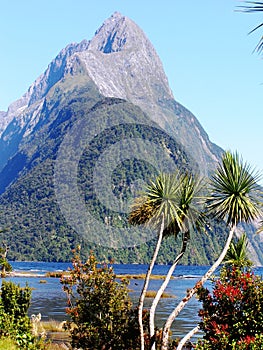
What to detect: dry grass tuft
<box><xmin>117</xmin><ymin>274</ymin><xmax>175</xmax><ymax>280</ymax></box>
<box><xmin>41</xmin><ymin>320</ymin><xmax>67</xmax><ymax>332</ymax></box>
<box><xmin>145</xmin><ymin>290</ymin><xmax>175</xmax><ymax>298</ymax></box>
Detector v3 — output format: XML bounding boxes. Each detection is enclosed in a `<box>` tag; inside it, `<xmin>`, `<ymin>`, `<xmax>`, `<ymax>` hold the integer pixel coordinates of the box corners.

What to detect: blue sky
<box><xmin>0</xmin><ymin>0</ymin><xmax>262</xmax><ymax>174</ymax></box>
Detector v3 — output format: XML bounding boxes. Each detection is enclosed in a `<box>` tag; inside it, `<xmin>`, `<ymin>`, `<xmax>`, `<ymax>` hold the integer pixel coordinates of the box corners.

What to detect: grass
<box><xmin>0</xmin><ymin>337</ymin><xmax>70</xmax><ymax>350</ymax></box>
<box><xmin>45</xmin><ymin>344</ymin><xmax>70</xmax><ymax>349</ymax></box>
<box><xmin>0</xmin><ymin>338</ymin><xmax>18</xmax><ymax>350</ymax></box>
<box><xmin>145</xmin><ymin>290</ymin><xmax>175</xmax><ymax>298</ymax></box>
<box><xmin>41</xmin><ymin>320</ymin><xmax>65</xmax><ymax>332</ymax></box>
<box><xmin>40</xmin><ymin>320</ymin><xmax>71</xmax><ymax>349</ymax></box>
<box><xmin>117</xmin><ymin>274</ymin><xmax>175</xmax><ymax>280</ymax></box>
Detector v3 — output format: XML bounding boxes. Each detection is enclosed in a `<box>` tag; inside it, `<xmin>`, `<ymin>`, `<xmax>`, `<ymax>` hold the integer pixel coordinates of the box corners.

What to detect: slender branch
<box><xmin>138</xmin><ymin>213</ymin><xmax>165</xmax><ymax>350</ymax></box>
<box><xmin>176</xmin><ymin>325</ymin><xmax>200</xmax><ymax>350</ymax></box>
<box><xmin>161</xmin><ymin>226</ymin><xmax>236</xmax><ymax>350</ymax></box>
<box><xmin>149</xmin><ymin>231</ymin><xmax>189</xmax><ymax>350</ymax></box>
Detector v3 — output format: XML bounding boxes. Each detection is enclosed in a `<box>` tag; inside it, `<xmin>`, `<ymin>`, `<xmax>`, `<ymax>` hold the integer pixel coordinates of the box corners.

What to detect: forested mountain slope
<box><xmin>0</xmin><ymin>12</ymin><xmax>261</xmax><ymax>264</ymax></box>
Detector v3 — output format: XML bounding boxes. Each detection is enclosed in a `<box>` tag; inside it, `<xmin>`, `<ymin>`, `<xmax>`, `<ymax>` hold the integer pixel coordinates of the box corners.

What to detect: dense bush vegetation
<box><xmin>0</xmin><ymin>281</ymin><xmax>43</xmax><ymax>349</ymax></box>
<box><xmin>61</xmin><ymin>250</ymin><xmax>143</xmax><ymax>349</ymax></box>
<box><xmin>196</xmin><ymin>266</ymin><xmax>263</xmax><ymax>350</ymax></box>
<box><xmin>0</xmin><ymin>93</ymin><xmax>237</xmax><ymax>265</ymax></box>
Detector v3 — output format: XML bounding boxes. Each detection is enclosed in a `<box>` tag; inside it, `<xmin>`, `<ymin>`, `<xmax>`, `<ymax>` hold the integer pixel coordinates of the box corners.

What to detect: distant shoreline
<box><xmin>8</xmin><ymin>271</ymin><xmax>48</xmax><ymax>278</ymax></box>
<box><xmin>7</xmin><ymin>271</ymin><xmax>178</xmax><ymax>280</ymax></box>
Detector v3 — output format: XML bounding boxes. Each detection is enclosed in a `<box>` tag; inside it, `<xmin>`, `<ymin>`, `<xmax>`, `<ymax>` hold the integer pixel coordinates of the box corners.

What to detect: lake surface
<box><xmin>3</xmin><ymin>262</ymin><xmax>263</xmax><ymax>340</ymax></box>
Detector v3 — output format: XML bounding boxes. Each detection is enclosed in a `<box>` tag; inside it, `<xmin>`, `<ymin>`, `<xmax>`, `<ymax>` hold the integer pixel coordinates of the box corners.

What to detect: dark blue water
<box><xmin>3</xmin><ymin>262</ymin><xmax>263</xmax><ymax>340</ymax></box>
<box><xmin>10</xmin><ymin>261</ymin><xmax>210</xmax><ymax>276</ymax></box>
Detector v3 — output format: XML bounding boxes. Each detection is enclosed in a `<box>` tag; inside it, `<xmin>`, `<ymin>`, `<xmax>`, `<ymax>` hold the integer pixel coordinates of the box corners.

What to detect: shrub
<box><xmin>0</xmin><ymin>281</ymin><xmax>44</xmax><ymax>349</ymax></box>
<box><xmin>196</xmin><ymin>266</ymin><xmax>263</xmax><ymax>350</ymax></box>
<box><xmin>0</xmin><ymin>256</ymin><xmax>12</xmax><ymax>277</ymax></box>
<box><xmin>61</xmin><ymin>250</ymin><xmax>141</xmax><ymax>349</ymax></box>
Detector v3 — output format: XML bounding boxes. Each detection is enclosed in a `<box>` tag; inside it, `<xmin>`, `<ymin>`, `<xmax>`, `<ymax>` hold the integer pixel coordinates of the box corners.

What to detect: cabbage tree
<box><xmin>129</xmin><ymin>171</ymin><xmax>203</xmax><ymax>350</ymax></box>
<box><xmin>161</xmin><ymin>151</ymin><xmax>263</xmax><ymax>350</ymax></box>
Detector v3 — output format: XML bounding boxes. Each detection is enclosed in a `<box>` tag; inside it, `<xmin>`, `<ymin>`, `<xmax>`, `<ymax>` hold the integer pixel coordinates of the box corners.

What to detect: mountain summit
<box><xmin>90</xmin><ymin>11</ymin><xmax>153</xmax><ymax>54</ymax></box>
<box><xmin>0</xmin><ymin>12</ymin><xmax>220</xmax><ymax>173</ymax></box>
<box><xmin>0</xmin><ymin>13</ymin><xmax>261</xmax><ymax>264</ymax></box>
<box><xmin>83</xmin><ymin>11</ymin><xmax>173</xmax><ymax>101</ymax></box>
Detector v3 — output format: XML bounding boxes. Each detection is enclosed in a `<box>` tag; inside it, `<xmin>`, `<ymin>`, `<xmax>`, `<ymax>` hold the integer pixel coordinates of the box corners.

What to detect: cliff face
<box><xmin>70</xmin><ymin>12</ymin><xmax>222</xmax><ymax>174</ymax></box>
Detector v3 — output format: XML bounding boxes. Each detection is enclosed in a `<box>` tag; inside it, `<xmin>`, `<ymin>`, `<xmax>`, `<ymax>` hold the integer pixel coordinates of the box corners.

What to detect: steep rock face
<box><xmin>0</xmin><ymin>111</ymin><xmax>8</xmax><ymax>134</ymax></box>
<box><xmin>86</xmin><ymin>11</ymin><xmax>173</xmax><ymax>101</ymax></box>
<box><xmin>69</xmin><ymin>12</ymin><xmax>221</xmax><ymax>174</ymax></box>
<box><xmin>27</xmin><ymin>40</ymin><xmax>90</xmax><ymax>106</ymax></box>
<box><xmin>0</xmin><ymin>40</ymin><xmax>90</xmax><ymax>137</ymax></box>
<box><xmin>0</xmin><ymin>40</ymin><xmax>91</xmax><ymax>170</ymax></box>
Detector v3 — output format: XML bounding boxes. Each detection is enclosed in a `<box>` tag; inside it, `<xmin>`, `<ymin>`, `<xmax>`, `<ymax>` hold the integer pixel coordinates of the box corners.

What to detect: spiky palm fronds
<box><xmin>161</xmin><ymin>152</ymin><xmax>263</xmax><ymax>350</ymax></box>
<box><xmin>238</xmin><ymin>1</ymin><xmax>263</xmax><ymax>53</ymax></box>
<box><xmin>129</xmin><ymin>171</ymin><xmax>204</xmax><ymax>239</ymax></box>
<box><xmin>206</xmin><ymin>151</ymin><xmax>262</xmax><ymax>227</ymax></box>
<box><xmin>224</xmin><ymin>232</ymin><xmax>253</xmax><ymax>267</ymax></box>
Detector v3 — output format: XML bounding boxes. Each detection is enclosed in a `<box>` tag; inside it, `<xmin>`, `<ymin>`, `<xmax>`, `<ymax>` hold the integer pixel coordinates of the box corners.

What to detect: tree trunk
<box><xmin>161</xmin><ymin>226</ymin><xmax>235</xmax><ymax>350</ymax></box>
<box><xmin>149</xmin><ymin>231</ymin><xmax>189</xmax><ymax>350</ymax></box>
<box><xmin>176</xmin><ymin>325</ymin><xmax>200</xmax><ymax>350</ymax></box>
<box><xmin>138</xmin><ymin>213</ymin><xmax>165</xmax><ymax>350</ymax></box>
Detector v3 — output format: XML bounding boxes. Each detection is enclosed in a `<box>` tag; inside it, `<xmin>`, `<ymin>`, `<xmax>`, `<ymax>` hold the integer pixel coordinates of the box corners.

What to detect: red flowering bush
<box><xmin>196</xmin><ymin>266</ymin><xmax>263</xmax><ymax>350</ymax></box>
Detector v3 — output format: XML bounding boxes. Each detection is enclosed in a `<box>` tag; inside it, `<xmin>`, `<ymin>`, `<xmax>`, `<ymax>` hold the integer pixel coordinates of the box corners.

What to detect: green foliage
<box><xmin>0</xmin><ymin>241</ymin><xmax>12</xmax><ymax>277</ymax></box>
<box><xmin>61</xmin><ymin>250</ymin><xmax>141</xmax><ymax>349</ymax></box>
<box><xmin>0</xmin><ymin>94</ymin><xmax>232</xmax><ymax>265</ymax></box>
<box><xmin>0</xmin><ymin>257</ymin><xmax>12</xmax><ymax>276</ymax></box>
<box><xmin>0</xmin><ymin>94</ymin><xmax>205</xmax><ymax>263</ymax></box>
<box><xmin>0</xmin><ymin>281</ymin><xmax>44</xmax><ymax>349</ymax></box>
<box><xmin>206</xmin><ymin>151</ymin><xmax>262</xmax><ymax>227</ymax></box>
<box><xmin>224</xmin><ymin>232</ymin><xmax>253</xmax><ymax>268</ymax></box>
<box><xmin>129</xmin><ymin>171</ymin><xmax>204</xmax><ymax>238</ymax></box>
<box><xmin>196</xmin><ymin>266</ymin><xmax>263</xmax><ymax>350</ymax></box>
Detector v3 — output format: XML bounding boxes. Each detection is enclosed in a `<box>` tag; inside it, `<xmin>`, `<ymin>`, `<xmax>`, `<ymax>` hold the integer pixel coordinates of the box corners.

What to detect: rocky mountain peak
<box><xmin>89</xmin><ymin>11</ymin><xmax>148</xmax><ymax>54</ymax></box>
<box><xmin>0</xmin><ymin>12</ymin><xmax>220</xmax><ymax>174</ymax></box>
<box><xmin>27</xmin><ymin>39</ymin><xmax>90</xmax><ymax>106</ymax></box>
<box><xmin>76</xmin><ymin>12</ymin><xmax>173</xmax><ymax>109</ymax></box>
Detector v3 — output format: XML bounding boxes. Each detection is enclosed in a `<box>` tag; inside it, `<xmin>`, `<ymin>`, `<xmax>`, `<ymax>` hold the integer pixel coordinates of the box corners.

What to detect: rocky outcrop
<box><xmin>0</xmin><ymin>40</ymin><xmax>90</xmax><ymax>138</ymax></box>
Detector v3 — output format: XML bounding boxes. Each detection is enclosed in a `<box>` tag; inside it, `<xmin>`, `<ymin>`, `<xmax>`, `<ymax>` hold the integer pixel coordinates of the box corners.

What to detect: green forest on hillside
<box><xmin>0</xmin><ymin>93</ymin><xmax>230</xmax><ymax>264</ymax></box>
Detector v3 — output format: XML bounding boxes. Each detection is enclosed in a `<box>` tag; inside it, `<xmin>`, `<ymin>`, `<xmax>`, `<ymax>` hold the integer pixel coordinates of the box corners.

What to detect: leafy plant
<box><xmin>223</xmin><ymin>232</ymin><xmax>253</xmax><ymax>268</ymax></box>
<box><xmin>196</xmin><ymin>266</ymin><xmax>263</xmax><ymax>350</ymax></box>
<box><xmin>61</xmin><ymin>249</ymin><xmax>141</xmax><ymax>349</ymax></box>
<box><xmin>0</xmin><ymin>281</ymin><xmax>44</xmax><ymax>349</ymax></box>
<box><xmin>0</xmin><ymin>241</ymin><xmax>12</xmax><ymax>277</ymax></box>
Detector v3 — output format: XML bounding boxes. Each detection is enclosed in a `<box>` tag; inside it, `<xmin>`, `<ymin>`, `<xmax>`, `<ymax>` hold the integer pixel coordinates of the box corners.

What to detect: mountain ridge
<box><xmin>0</xmin><ymin>12</ymin><xmax>221</xmax><ymax>174</ymax></box>
<box><xmin>0</xmin><ymin>12</ymin><xmax>261</xmax><ymax>264</ymax></box>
